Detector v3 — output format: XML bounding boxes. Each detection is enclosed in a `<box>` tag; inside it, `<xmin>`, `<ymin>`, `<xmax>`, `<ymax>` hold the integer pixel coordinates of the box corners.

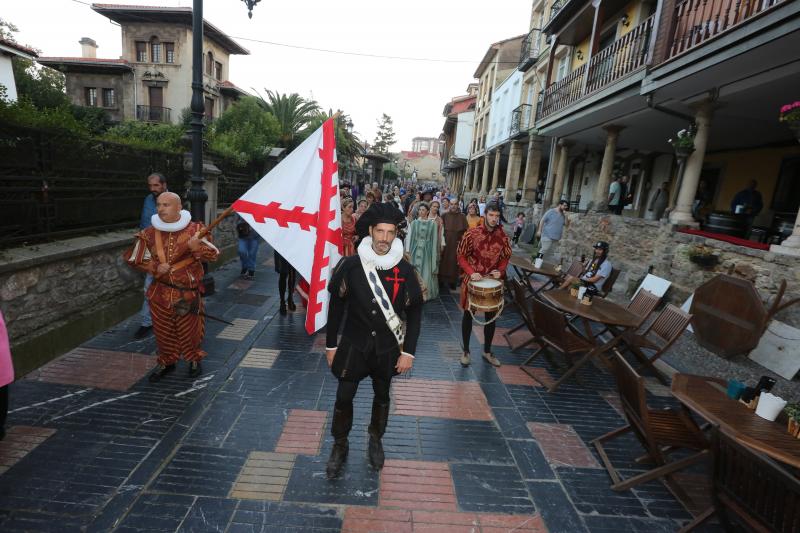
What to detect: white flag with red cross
<box><xmin>232</xmin><ymin>118</ymin><xmax>342</xmax><ymax>334</ymax></box>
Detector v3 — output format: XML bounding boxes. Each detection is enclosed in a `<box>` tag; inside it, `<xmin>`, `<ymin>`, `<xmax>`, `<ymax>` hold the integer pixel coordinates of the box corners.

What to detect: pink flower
<box><xmin>781</xmin><ymin>105</ymin><xmax>791</xmax><ymax>113</ymax></box>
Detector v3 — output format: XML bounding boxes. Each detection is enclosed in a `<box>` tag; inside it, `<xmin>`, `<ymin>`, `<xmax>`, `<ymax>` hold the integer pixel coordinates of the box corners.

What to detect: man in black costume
<box><xmin>325</xmin><ymin>203</ymin><xmax>423</xmax><ymax>478</ymax></box>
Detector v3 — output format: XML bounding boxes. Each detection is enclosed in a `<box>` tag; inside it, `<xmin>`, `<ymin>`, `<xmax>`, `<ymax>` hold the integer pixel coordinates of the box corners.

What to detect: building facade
<box><xmin>440</xmin><ymin>86</ymin><xmax>477</xmax><ymax>193</ymax></box>
<box><xmin>411</xmin><ymin>136</ymin><xmax>442</xmax><ymax>155</ymax></box>
<box><xmin>0</xmin><ymin>38</ymin><xmax>39</xmax><ymax>102</ymax></box>
<box><xmin>39</xmin><ymin>4</ymin><xmax>249</xmax><ymax>125</ymax></box>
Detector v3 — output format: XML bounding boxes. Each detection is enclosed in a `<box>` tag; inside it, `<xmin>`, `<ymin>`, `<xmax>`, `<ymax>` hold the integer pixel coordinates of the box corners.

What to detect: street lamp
<box><xmin>188</xmin><ymin>0</ymin><xmax>257</xmax><ymax>294</ymax></box>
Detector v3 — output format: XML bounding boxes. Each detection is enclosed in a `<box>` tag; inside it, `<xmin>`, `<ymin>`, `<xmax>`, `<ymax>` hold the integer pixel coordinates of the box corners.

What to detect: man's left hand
<box><xmin>396</xmin><ymin>354</ymin><xmax>414</xmax><ymax>374</ymax></box>
<box><xmin>187</xmin><ymin>236</ymin><xmax>201</xmax><ymax>252</ymax></box>
<box><xmin>489</xmin><ymin>270</ymin><xmax>502</xmax><ymax>279</ymax></box>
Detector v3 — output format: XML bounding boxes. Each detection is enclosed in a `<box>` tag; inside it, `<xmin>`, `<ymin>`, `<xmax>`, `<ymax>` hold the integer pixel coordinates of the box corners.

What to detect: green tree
<box><xmin>12</xmin><ymin>58</ymin><xmax>69</xmax><ymax>110</ymax></box>
<box><xmin>372</xmin><ymin>113</ymin><xmax>396</xmax><ymax>154</ymax></box>
<box><xmin>208</xmin><ymin>96</ymin><xmax>281</xmax><ymax>166</ymax></box>
<box><xmin>255</xmin><ymin>90</ymin><xmax>321</xmax><ymax>148</ymax></box>
<box><xmin>0</xmin><ymin>18</ymin><xmax>19</xmax><ymax>41</ymax></box>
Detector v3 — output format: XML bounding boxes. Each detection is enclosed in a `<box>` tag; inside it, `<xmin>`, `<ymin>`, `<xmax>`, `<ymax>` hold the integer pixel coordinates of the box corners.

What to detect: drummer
<box><xmin>456</xmin><ymin>202</ymin><xmax>512</xmax><ymax>368</ymax></box>
<box><xmin>559</xmin><ymin>240</ymin><xmax>612</xmax><ymax>293</ymax></box>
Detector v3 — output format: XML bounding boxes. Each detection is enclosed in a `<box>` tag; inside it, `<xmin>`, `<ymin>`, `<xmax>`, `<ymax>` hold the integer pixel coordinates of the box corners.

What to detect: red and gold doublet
<box><xmin>126</xmin><ymin>220</ymin><xmax>219</xmax><ymax>366</ymax></box>
<box><xmin>456</xmin><ymin>223</ymin><xmax>512</xmax><ymax>310</ymax></box>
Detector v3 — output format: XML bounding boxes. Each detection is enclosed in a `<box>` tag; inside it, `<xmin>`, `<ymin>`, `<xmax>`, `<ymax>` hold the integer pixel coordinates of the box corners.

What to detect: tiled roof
<box><xmin>450</xmin><ymin>96</ymin><xmax>476</xmax><ymax>115</ymax></box>
<box><xmin>0</xmin><ymin>38</ymin><xmax>38</xmax><ymax>58</ymax></box>
<box><xmin>38</xmin><ymin>56</ymin><xmax>132</xmax><ymax>70</ymax></box>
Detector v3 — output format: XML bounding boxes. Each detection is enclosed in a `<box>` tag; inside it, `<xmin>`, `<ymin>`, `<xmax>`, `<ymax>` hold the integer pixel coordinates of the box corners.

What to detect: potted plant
<box><xmin>669</xmin><ymin>127</ymin><xmax>696</xmax><ymax>158</ymax></box>
<box><xmin>779</xmin><ymin>101</ymin><xmax>800</xmax><ymax>142</ymax></box>
<box><xmin>786</xmin><ymin>404</ymin><xmax>800</xmax><ymax>437</ymax></box>
<box><xmin>686</xmin><ymin>244</ymin><xmax>718</xmax><ymax>269</ymax></box>
<box><xmin>569</xmin><ymin>281</ymin><xmax>581</xmax><ymax>297</ymax></box>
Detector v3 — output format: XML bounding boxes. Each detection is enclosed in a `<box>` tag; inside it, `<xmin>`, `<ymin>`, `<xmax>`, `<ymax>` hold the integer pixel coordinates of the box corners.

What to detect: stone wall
<box><xmin>559</xmin><ymin>212</ymin><xmax>800</xmax><ymax>328</ymax></box>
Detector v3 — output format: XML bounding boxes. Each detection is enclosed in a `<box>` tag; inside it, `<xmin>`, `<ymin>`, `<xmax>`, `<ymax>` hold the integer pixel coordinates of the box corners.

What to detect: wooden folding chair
<box><xmin>520</xmin><ymin>298</ymin><xmax>595</xmax><ymax>385</ymax></box>
<box><xmin>597</xmin><ymin>267</ymin><xmax>621</xmax><ymax>298</ymax></box>
<box><xmin>679</xmin><ymin>426</ymin><xmax>800</xmax><ymax>533</ymax></box>
<box><xmin>503</xmin><ymin>279</ymin><xmax>539</xmax><ymax>351</ymax></box>
<box><xmin>595</xmin><ymin>289</ymin><xmax>661</xmax><ymax>338</ymax></box>
<box><xmin>592</xmin><ymin>354</ymin><xmax>708</xmax><ymax>497</ymax></box>
<box><xmin>618</xmin><ymin>304</ymin><xmax>691</xmax><ymax>384</ymax></box>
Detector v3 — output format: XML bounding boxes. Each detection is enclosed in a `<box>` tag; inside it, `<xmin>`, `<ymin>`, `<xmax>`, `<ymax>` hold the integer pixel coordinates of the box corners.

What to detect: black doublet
<box><xmin>326</xmin><ymin>255</ymin><xmax>423</xmax><ymax>381</ymax></box>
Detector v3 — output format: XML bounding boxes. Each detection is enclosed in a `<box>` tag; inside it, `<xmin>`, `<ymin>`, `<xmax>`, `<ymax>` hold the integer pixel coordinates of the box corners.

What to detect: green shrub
<box><xmin>104</xmin><ymin>120</ymin><xmax>185</xmax><ymax>153</ymax></box>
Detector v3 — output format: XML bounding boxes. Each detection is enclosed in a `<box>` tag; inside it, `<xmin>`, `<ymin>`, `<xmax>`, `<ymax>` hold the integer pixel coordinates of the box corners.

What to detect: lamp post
<box><xmin>189</xmin><ymin>0</ymin><xmax>258</xmax><ymax>294</ymax></box>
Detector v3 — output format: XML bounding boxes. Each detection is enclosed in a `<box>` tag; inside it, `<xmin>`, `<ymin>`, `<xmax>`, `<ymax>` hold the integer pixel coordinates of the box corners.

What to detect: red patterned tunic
<box><xmin>456</xmin><ymin>222</ymin><xmax>512</xmax><ymax>310</ymax></box>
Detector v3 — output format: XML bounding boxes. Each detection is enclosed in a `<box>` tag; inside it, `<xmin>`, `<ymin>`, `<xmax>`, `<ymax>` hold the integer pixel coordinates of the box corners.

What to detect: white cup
<box><xmin>577</xmin><ymin>286</ymin><xmax>587</xmax><ymax>300</ymax></box>
<box><xmin>755</xmin><ymin>392</ymin><xmax>787</xmax><ymax>421</ymax></box>
<box><xmin>534</xmin><ymin>258</ymin><xmax>543</xmax><ymax>269</ymax></box>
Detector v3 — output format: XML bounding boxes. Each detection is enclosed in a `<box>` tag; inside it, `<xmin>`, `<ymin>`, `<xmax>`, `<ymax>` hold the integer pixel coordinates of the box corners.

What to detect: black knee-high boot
<box><xmin>367</xmin><ymin>401</ymin><xmax>390</xmax><ymax>470</ymax></box>
<box><xmin>326</xmin><ymin>406</ymin><xmax>353</xmax><ymax>478</ymax></box>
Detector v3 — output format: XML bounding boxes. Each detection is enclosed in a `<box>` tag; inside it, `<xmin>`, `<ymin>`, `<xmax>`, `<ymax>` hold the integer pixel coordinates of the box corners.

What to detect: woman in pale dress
<box><xmin>405</xmin><ymin>202</ymin><xmax>440</xmax><ymax>301</ymax></box>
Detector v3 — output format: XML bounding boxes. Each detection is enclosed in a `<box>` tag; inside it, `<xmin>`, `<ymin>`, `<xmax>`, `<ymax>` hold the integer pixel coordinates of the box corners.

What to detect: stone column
<box><xmin>771</xmin><ymin>208</ymin><xmax>800</xmax><ymax>257</ymax></box>
<box><xmin>503</xmin><ymin>141</ymin><xmax>524</xmax><ymax>204</ymax></box>
<box><xmin>550</xmin><ymin>140</ymin><xmax>572</xmax><ymax>205</ymax></box>
<box><xmin>490</xmin><ymin>148</ymin><xmax>502</xmax><ymax>194</ymax></box>
<box><xmin>669</xmin><ymin>102</ymin><xmax>714</xmax><ymax>226</ymax></box>
<box><xmin>465</xmin><ymin>162</ymin><xmax>474</xmax><ymax>193</ymax></box>
<box><xmin>542</xmin><ymin>141</ymin><xmax>561</xmax><ymax>207</ymax></box>
<box><xmin>480</xmin><ymin>153</ymin><xmax>491</xmax><ymax>195</ymax></box>
<box><xmin>592</xmin><ymin>125</ymin><xmax>624</xmax><ymax>211</ymax></box>
<box><xmin>520</xmin><ymin>135</ymin><xmax>544</xmax><ymax>205</ymax></box>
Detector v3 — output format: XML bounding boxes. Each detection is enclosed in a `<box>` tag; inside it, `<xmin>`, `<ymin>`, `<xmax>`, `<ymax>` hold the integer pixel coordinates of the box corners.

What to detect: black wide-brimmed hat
<box><xmin>355</xmin><ymin>202</ymin><xmax>404</xmax><ymax>238</ymax></box>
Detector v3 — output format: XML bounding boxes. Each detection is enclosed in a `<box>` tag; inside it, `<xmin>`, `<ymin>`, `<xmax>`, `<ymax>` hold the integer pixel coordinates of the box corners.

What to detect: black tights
<box><xmin>0</xmin><ymin>385</ymin><xmax>8</xmax><ymax>432</ymax></box>
<box><xmin>278</xmin><ymin>270</ymin><xmax>296</xmax><ymax>303</ymax></box>
<box><xmin>335</xmin><ymin>376</ymin><xmax>390</xmax><ymax>411</ymax></box>
<box><xmin>462</xmin><ymin>310</ymin><xmax>497</xmax><ymax>353</ymax></box>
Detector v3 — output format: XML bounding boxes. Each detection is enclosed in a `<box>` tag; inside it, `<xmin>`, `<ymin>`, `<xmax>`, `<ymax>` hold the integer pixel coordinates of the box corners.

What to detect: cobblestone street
<box><xmin>0</xmin><ymin>250</ymin><xmax>715</xmax><ymax>532</ymax></box>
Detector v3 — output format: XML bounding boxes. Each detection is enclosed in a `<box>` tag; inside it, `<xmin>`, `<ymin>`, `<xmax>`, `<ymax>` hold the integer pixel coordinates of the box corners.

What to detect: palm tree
<box><xmin>255</xmin><ymin>90</ymin><xmax>321</xmax><ymax>148</ymax></box>
<box><xmin>304</xmin><ymin>109</ymin><xmax>363</xmax><ymax>180</ymax></box>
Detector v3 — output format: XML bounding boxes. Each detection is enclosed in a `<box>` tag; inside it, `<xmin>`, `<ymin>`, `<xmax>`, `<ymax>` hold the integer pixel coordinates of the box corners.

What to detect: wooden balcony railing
<box><xmin>510</xmin><ymin>104</ymin><xmax>533</xmax><ymax>137</ymax></box>
<box><xmin>669</xmin><ymin>0</ymin><xmax>786</xmax><ymax>57</ymax></box>
<box><xmin>519</xmin><ymin>28</ymin><xmax>541</xmax><ymax>71</ymax></box>
<box><xmin>538</xmin><ymin>15</ymin><xmax>654</xmax><ymax>121</ymax></box>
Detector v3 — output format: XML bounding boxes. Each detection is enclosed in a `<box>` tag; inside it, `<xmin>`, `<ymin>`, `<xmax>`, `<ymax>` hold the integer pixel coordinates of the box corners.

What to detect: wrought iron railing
<box><xmin>136</xmin><ymin>105</ymin><xmax>172</xmax><ymax>123</ymax></box>
<box><xmin>510</xmin><ymin>104</ymin><xmax>533</xmax><ymax>137</ymax></box>
<box><xmin>215</xmin><ymin>158</ymin><xmax>263</xmax><ymax>208</ymax></box>
<box><xmin>549</xmin><ymin>0</ymin><xmax>570</xmax><ymax>20</ymax></box>
<box><xmin>519</xmin><ymin>28</ymin><xmax>541</xmax><ymax>71</ymax></box>
<box><xmin>668</xmin><ymin>0</ymin><xmax>786</xmax><ymax>58</ymax></box>
<box><xmin>0</xmin><ymin>124</ymin><xmax>184</xmax><ymax>247</ymax></box>
<box><xmin>537</xmin><ymin>15</ymin><xmax>654</xmax><ymax>121</ymax></box>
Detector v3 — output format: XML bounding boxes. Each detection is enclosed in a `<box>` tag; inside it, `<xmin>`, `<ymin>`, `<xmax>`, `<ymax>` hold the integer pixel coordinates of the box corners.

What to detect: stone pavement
<box><xmin>0</xmin><ymin>247</ymin><xmax>719</xmax><ymax>532</ymax></box>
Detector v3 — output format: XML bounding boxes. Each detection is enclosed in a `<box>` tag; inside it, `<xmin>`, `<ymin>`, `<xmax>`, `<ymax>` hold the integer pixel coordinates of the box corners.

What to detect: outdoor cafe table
<box><xmin>508</xmin><ymin>255</ymin><xmax>561</xmax><ymax>295</ymax></box>
<box><xmin>671</xmin><ymin>373</ymin><xmax>800</xmax><ymax>469</ymax></box>
<box><xmin>540</xmin><ymin>289</ymin><xmax>640</xmax><ymax>392</ymax></box>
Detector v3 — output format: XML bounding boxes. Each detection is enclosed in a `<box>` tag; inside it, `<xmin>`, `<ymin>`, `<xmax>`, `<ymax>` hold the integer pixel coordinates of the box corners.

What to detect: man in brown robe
<box><xmin>439</xmin><ymin>201</ymin><xmax>468</xmax><ymax>290</ymax></box>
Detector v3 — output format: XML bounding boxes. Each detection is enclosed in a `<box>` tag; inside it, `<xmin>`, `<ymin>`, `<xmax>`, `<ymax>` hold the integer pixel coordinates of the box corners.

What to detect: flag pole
<box><xmin>196</xmin><ymin>205</ymin><xmax>235</xmax><ymax>239</ymax></box>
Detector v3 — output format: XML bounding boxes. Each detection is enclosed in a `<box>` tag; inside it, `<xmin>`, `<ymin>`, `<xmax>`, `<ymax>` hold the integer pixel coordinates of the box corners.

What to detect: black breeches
<box><xmin>335</xmin><ymin>376</ymin><xmax>391</xmax><ymax>411</ymax></box>
<box><xmin>278</xmin><ymin>270</ymin><xmax>296</xmax><ymax>302</ymax></box>
<box><xmin>462</xmin><ymin>310</ymin><xmax>497</xmax><ymax>353</ymax></box>
<box><xmin>0</xmin><ymin>385</ymin><xmax>7</xmax><ymax>430</ymax></box>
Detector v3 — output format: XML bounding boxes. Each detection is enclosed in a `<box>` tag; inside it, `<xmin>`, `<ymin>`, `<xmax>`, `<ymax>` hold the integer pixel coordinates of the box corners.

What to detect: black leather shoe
<box><xmin>368</xmin><ymin>436</ymin><xmax>385</xmax><ymax>470</ymax></box>
<box><xmin>134</xmin><ymin>325</ymin><xmax>152</xmax><ymax>339</ymax></box>
<box><xmin>287</xmin><ymin>299</ymin><xmax>296</xmax><ymax>312</ymax></box>
<box><xmin>326</xmin><ymin>439</ymin><xmax>349</xmax><ymax>479</ymax></box>
<box><xmin>279</xmin><ymin>302</ymin><xmax>287</xmax><ymax>315</ymax></box>
<box><xmin>148</xmin><ymin>364</ymin><xmax>175</xmax><ymax>382</ymax></box>
<box><xmin>188</xmin><ymin>361</ymin><xmax>202</xmax><ymax>378</ymax></box>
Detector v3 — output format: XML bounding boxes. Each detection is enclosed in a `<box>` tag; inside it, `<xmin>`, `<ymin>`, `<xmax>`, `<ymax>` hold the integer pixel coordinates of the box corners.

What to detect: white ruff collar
<box><xmin>151</xmin><ymin>210</ymin><xmax>191</xmax><ymax>232</ymax></box>
<box><xmin>358</xmin><ymin>236</ymin><xmax>403</xmax><ymax>270</ymax></box>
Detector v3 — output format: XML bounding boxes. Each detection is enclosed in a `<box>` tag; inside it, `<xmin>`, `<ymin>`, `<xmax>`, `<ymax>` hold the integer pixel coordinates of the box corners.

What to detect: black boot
<box><xmin>326</xmin><ymin>407</ymin><xmax>353</xmax><ymax>479</ymax></box>
<box><xmin>148</xmin><ymin>363</ymin><xmax>176</xmax><ymax>383</ymax></box>
<box><xmin>279</xmin><ymin>300</ymin><xmax>287</xmax><ymax>315</ymax></box>
<box><xmin>287</xmin><ymin>297</ymin><xmax>296</xmax><ymax>312</ymax></box>
<box><xmin>367</xmin><ymin>402</ymin><xmax>390</xmax><ymax>470</ymax></box>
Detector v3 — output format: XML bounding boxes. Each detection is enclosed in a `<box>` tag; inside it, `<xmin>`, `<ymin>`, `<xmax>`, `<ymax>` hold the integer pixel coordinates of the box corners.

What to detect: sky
<box><xmin>3</xmin><ymin>0</ymin><xmax>531</xmax><ymax>151</ymax></box>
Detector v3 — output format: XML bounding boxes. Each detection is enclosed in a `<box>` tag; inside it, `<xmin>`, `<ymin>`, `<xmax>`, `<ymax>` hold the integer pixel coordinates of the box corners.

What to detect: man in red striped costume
<box><xmin>125</xmin><ymin>192</ymin><xmax>219</xmax><ymax>382</ymax></box>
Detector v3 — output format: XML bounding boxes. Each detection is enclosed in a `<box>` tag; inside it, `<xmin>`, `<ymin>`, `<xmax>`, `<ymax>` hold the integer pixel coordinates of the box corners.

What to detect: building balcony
<box><xmin>510</xmin><ymin>104</ymin><xmax>533</xmax><ymax>138</ymax></box>
<box><xmin>519</xmin><ymin>28</ymin><xmax>541</xmax><ymax>71</ymax></box>
<box><xmin>537</xmin><ymin>15</ymin><xmax>654</xmax><ymax>121</ymax></box>
<box><xmin>667</xmin><ymin>0</ymin><xmax>788</xmax><ymax>59</ymax></box>
<box><xmin>136</xmin><ymin>105</ymin><xmax>171</xmax><ymax>123</ymax></box>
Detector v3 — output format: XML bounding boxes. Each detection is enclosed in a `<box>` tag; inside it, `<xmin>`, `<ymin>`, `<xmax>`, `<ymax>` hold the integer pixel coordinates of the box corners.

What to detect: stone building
<box><xmin>38</xmin><ymin>4</ymin><xmax>249</xmax><ymax>125</ymax></box>
<box><xmin>440</xmin><ymin>86</ymin><xmax>476</xmax><ymax>193</ymax></box>
<box><xmin>411</xmin><ymin>136</ymin><xmax>442</xmax><ymax>155</ymax></box>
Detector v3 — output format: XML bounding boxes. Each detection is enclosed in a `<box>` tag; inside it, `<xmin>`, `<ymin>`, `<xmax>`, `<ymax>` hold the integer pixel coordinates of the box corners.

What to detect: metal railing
<box><xmin>549</xmin><ymin>0</ymin><xmax>570</xmax><ymax>20</ymax></box>
<box><xmin>510</xmin><ymin>104</ymin><xmax>533</xmax><ymax>137</ymax></box>
<box><xmin>136</xmin><ymin>105</ymin><xmax>172</xmax><ymax>123</ymax></box>
<box><xmin>537</xmin><ymin>15</ymin><xmax>654</xmax><ymax>121</ymax></box>
<box><xmin>668</xmin><ymin>0</ymin><xmax>786</xmax><ymax>58</ymax></box>
<box><xmin>519</xmin><ymin>28</ymin><xmax>541</xmax><ymax>71</ymax></box>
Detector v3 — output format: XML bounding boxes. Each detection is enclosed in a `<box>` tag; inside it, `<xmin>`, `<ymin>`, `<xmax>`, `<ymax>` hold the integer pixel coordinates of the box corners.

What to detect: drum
<box><xmin>467</xmin><ymin>278</ymin><xmax>504</xmax><ymax>324</ymax></box>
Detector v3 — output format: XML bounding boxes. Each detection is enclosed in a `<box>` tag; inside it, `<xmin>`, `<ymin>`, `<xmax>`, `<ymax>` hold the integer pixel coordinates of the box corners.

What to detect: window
<box><xmin>206</xmin><ymin>51</ymin><xmax>213</xmax><ymax>74</ymax></box>
<box><xmin>214</xmin><ymin>61</ymin><xmax>223</xmax><ymax>80</ymax></box>
<box><xmin>102</xmin><ymin>88</ymin><xmax>115</xmax><ymax>107</ymax></box>
<box><xmin>85</xmin><ymin>87</ymin><xmax>97</xmax><ymax>106</ymax></box>
<box><xmin>165</xmin><ymin>42</ymin><xmax>175</xmax><ymax>63</ymax></box>
<box><xmin>204</xmin><ymin>97</ymin><xmax>214</xmax><ymax>120</ymax></box>
<box><xmin>151</xmin><ymin>42</ymin><xmax>161</xmax><ymax>63</ymax></box>
<box><xmin>556</xmin><ymin>55</ymin><xmax>570</xmax><ymax>81</ymax></box>
<box><xmin>135</xmin><ymin>41</ymin><xmax>147</xmax><ymax>62</ymax></box>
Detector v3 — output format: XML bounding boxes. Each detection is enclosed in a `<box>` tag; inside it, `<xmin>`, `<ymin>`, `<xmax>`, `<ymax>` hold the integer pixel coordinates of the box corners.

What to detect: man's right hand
<box><xmin>326</xmin><ymin>348</ymin><xmax>337</xmax><ymax>368</ymax></box>
<box><xmin>470</xmin><ymin>272</ymin><xmax>482</xmax><ymax>281</ymax></box>
<box><xmin>156</xmin><ymin>263</ymin><xmax>171</xmax><ymax>276</ymax></box>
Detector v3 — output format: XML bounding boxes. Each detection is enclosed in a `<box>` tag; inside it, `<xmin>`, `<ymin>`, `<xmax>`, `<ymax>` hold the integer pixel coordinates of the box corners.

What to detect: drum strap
<box><xmin>359</xmin><ymin>257</ymin><xmax>404</xmax><ymax>346</ymax></box>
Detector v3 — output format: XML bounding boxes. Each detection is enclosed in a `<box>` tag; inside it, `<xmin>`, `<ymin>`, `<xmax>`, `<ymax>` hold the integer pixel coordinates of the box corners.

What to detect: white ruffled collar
<box><xmin>358</xmin><ymin>236</ymin><xmax>404</xmax><ymax>270</ymax></box>
<box><xmin>151</xmin><ymin>210</ymin><xmax>191</xmax><ymax>232</ymax></box>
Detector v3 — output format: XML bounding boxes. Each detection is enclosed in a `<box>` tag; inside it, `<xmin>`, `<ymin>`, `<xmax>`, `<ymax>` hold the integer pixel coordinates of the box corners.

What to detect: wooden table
<box><xmin>508</xmin><ymin>255</ymin><xmax>561</xmax><ymax>295</ymax></box>
<box><xmin>540</xmin><ymin>289</ymin><xmax>640</xmax><ymax>392</ymax></box>
<box><xmin>671</xmin><ymin>373</ymin><xmax>800</xmax><ymax>469</ymax></box>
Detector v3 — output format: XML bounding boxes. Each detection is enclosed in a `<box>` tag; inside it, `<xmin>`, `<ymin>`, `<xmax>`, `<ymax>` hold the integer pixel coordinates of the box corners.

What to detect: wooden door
<box><xmin>148</xmin><ymin>87</ymin><xmax>163</xmax><ymax>121</ymax></box>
